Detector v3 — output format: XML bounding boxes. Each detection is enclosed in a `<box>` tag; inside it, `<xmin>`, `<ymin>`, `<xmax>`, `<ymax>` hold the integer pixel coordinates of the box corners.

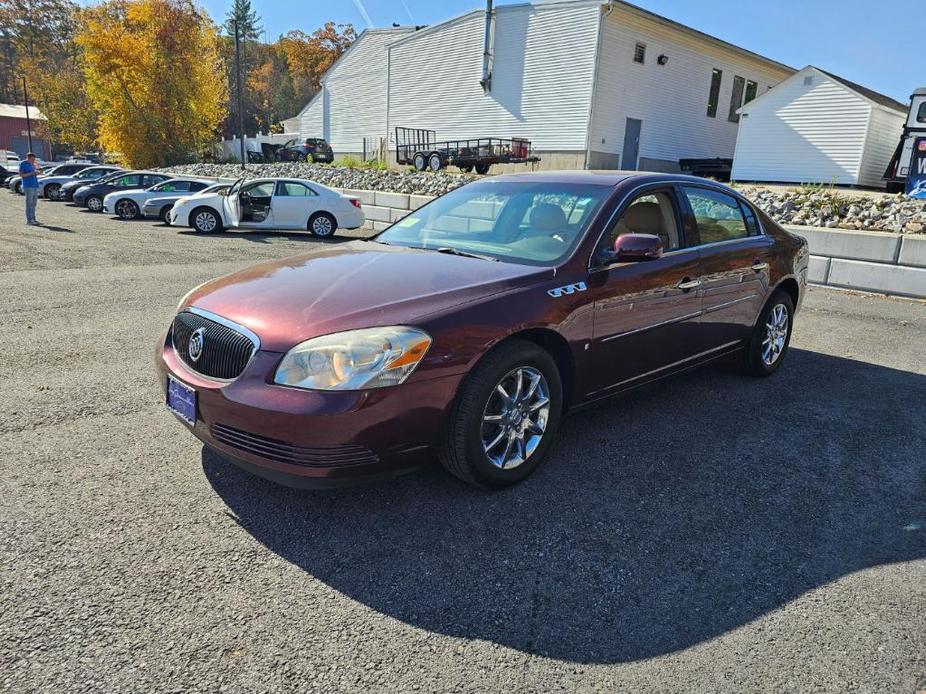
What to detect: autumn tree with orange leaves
<box><xmin>78</xmin><ymin>0</ymin><xmax>226</xmax><ymax>167</ymax></box>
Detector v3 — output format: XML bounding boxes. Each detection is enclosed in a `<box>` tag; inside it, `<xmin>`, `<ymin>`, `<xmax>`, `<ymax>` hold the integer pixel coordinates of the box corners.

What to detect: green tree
<box><xmin>223</xmin><ymin>0</ymin><xmax>261</xmax><ymax>41</ymax></box>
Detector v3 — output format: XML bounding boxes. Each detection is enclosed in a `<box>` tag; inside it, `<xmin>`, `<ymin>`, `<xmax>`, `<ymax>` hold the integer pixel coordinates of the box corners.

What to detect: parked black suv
<box><xmin>274</xmin><ymin>138</ymin><xmax>334</xmax><ymax>163</ymax></box>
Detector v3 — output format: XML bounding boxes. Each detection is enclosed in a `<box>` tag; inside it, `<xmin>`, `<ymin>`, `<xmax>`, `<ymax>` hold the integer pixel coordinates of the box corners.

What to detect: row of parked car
<box><xmin>5</xmin><ymin>160</ymin><xmax>365</xmax><ymax>237</ymax></box>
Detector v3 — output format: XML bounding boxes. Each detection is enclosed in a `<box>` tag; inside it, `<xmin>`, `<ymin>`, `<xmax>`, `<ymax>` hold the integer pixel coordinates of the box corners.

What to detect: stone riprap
<box><xmin>735</xmin><ymin>186</ymin><xmax>926</xmax><ymax>234</ymax></box>
<box><xmin>159</xmin><ymin>162</ymin><xmax>476</xmax><ymax>196</ymax></box>
<box><xmin>158</xmin><ymin>163</ymin><xmax>926</xmax><ymax>235</ymax></box>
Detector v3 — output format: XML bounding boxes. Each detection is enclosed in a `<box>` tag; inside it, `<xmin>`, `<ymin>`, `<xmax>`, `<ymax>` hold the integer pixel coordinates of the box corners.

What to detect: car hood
<box><xmin>183</xmin><ymin>241</ymin><xmax>551</xmax><ymax>352</ymax></box>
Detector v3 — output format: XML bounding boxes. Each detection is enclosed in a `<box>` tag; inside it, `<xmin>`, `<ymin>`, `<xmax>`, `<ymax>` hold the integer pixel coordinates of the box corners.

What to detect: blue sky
<box><xmin>199</xmin><ymin>0</ymin><xmax>917</xmax><ymax>103</ymax></box>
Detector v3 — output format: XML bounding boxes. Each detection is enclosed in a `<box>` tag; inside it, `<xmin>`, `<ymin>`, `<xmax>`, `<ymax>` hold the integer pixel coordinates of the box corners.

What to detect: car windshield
<box><xmin>376</xmin><ymin>180</ymin><xmax>610</xmax><ymax>266</ymax></box>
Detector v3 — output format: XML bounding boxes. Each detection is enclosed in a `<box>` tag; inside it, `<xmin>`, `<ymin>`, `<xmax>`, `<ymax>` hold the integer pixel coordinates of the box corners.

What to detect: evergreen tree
<box><xmin>223</xmin><ymin>0</ymin><xmax>261</xmax><ymax>42</ymax></box>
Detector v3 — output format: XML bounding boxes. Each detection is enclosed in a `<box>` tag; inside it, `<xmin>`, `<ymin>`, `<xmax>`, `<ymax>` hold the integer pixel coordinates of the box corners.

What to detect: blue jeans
<box><xmin>24</xmin><ymin>187</ymin><xmax>38</xmax><ymax>223</ymax></box>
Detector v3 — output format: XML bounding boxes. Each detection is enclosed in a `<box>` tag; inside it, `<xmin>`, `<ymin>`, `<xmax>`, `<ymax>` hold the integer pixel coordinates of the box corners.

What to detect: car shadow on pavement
<box><xmin>202</xmin><ymin>348</ymin><xmax>926</xmax><ymax>664</ymax></box>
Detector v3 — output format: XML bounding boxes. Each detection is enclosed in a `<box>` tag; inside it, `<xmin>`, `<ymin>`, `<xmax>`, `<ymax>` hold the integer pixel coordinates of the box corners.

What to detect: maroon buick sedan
<box><xmin>157</xmin><ymin>172</ymin><xmax>809</xmax><ymax>489</ymax></box>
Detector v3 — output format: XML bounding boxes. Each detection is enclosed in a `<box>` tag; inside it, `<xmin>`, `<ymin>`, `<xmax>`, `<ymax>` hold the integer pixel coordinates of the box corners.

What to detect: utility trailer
<box><xmin>883</xmin><ymin>87</ymin><xmax>926</xmax><ymax>193</ymax></box>
<box><xmin>395</xmin><ymin>126</ymin><xmax>540</xmax><ymax>175</ymax></box>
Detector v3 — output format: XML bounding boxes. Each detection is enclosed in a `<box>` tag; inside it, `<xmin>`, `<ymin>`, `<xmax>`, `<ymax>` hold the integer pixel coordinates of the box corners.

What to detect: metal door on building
<box><xmin>621</xmin><ymin>118</ymin><xmax>641</xmax><ymax>170</ymax></box>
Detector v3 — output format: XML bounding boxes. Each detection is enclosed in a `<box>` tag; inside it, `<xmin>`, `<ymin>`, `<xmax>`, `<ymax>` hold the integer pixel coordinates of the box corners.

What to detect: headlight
<box><xmin>274</xmin><ymin>326</ymin><xmax>432</xmax><ymax>391</ymax></box>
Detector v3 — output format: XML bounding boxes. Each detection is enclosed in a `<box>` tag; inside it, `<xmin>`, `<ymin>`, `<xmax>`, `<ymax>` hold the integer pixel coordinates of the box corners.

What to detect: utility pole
<box><xmin>233</xmin><ymin>18</ymin><xmax>246</xmax><ymax>169</ymax></box>
<box><xmin>22</xmin><ymin>77</ymin><xmax>33</xmax><ymax>154</ymax></box>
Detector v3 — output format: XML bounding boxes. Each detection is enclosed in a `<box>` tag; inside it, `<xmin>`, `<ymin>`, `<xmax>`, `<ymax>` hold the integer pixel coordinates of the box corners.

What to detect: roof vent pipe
<box><xmin>480</xmin><ymin>0</ymin><xmax>495</xmax><ymax>93</ymax></box>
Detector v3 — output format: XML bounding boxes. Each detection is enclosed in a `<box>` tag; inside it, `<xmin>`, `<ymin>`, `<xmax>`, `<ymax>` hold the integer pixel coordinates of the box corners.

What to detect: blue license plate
<box><xmin>166</xmin><ymin>375</ymin><xmax>196</xmax><ymax>425</ymax></box>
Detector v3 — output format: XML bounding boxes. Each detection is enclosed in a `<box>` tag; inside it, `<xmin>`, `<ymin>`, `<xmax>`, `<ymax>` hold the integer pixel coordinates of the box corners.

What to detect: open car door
<box><xmin>223</xmin><ymin>177</ymin><xmax>243</xmax><ymax>228</ymax></box>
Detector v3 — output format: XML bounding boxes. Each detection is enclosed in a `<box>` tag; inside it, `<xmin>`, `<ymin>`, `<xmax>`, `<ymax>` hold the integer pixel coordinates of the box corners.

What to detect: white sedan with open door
<box><xmin>168</xmin><ymin>177</ymin><xmax>364</xmax><ymax>237</ymax></box>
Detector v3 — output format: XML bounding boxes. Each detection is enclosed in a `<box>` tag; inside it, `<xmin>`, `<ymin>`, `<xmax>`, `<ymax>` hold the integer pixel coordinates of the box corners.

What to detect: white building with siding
<box><xmin>298</xmin><ymin>0</ymin><xmax>794</xmax><ymax>171</ymax></box>
<box><xmin>731</xmin><ymin>66</ymin><xmax>908</xmax><ymax>188</ymax></box>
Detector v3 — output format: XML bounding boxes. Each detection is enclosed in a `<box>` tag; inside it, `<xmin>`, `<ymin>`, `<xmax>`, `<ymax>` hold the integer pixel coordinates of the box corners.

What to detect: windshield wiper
<box><xmin>434</xmin><ymin>247</ymin><xmax>498</xmax><ymax>262</ymax></box>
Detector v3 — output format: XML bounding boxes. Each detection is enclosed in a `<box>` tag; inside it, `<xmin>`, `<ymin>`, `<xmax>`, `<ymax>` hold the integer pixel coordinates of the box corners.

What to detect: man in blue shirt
<box><xmin>19</xmin><ymin>152</ymin><xmax>41</xmax><ymax>225</ymax></box>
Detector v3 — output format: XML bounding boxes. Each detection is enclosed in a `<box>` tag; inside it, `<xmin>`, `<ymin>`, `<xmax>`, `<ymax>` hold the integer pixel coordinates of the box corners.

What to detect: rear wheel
<box><xmin>190</xmin><ymin>206</ymin><xmax>222</xmax><ymax>233</ymax></box>
<box><xmin>14</xmin><ymin>181</ymin><xmax>22</xmax><ymax>194</ymax></box>
<box><xmin>475</xmin><ymin>163</ymin><xmax>491</xmax><ymax>175</ymax></box>
<box><xmin>458</xmin><ymin>164</ymin><xmax>474</xmax><ymax>174</ymax></box>
<box><xmin>413</xmin><ymin>152</ymin><xmax>427</xmax><ymax>172</ymax></box>
<box><xmin>86</xmin><ymin>195</ymin><xmax>103</xmax><ymax>212</ymax></box>
<box><xmin>115</xmin><ymin>199</ymin><xmax>139</xmax><ymax>219</ymax></box>
<box><xmin>44</xmin><ymin>183</ymin><xmax>60</xmax><ymax>200</ymax></box>
<box><xmin>439</xmin><ymin>340</ymin><xmax>563</xmax><ymax>488</ymax></box>
<box><xmin>738</xmin><ymin>290</ymin><xmax>795</xmax><ymax>376</ymax></box>
<box><xmin>309</xmin><ymin>211</ymin><xmax>337</xmax><ymax>238</ymax></box>
<box><xmin>428</xmin><ymin>153</ymin><xmax>443</xmax><ymax>172</ymax></box>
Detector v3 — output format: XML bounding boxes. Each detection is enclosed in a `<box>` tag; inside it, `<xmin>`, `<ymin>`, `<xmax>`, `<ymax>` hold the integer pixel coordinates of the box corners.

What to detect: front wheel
<box><xmin>440</xmin><ymin>340</ymin><xmax>563</xmax><ymax>488</ymax></box>
<box><xmin>739</xmin><ymin>290</ymin><xmax>795</xmax><ymax>376</ymax></box>
<box><xmin>413</xmin><ymin>152</ymin><xmax>427</xmax><ymax>172</ymax></box>
<box><xmin>474</xmin><ymin>163</ymin><xmax>491</xmax><ymax>175</ymax></box>
<box><xmin>308</xmin><ymin>212</ymin><xmax>337</xmax><ymax>238</ymax></box>
<box><xmin>190</xmin><ymin>207</ymin><xmax>222</xmax><ymax>233</ymax></box>
<box><xmin>115</xmin><ymin>199</ymin><xmax>139</xmax><ymax>219</ymax></box>
<box><xmin>44</xmin><ymin>183</ymin><xmax>60</xmax><ymax>200</ymax></box>
<box><xmin>86</xmin><ymin>195</ymin><xmax>103</xmax><ymax>212</ymax></box>
<box><xmin>159</xmin><ymin>205</ymin><xmax>173</xmax><ymax>224</ymax></box>
<box><xmin>428</xmin><ymin>153</ymin><xmax>443</xmax><ymax>172</ymax></box>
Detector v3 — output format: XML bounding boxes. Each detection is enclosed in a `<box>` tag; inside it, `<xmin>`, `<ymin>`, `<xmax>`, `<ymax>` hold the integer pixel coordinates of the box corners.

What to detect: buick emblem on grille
<box><xmin>188</xmin><ymin>327</ymin><xmax>206</xmax><ymax>362</ymax></box>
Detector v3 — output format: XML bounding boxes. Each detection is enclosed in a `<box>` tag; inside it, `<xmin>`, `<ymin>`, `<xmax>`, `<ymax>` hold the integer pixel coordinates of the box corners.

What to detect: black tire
<box><xmin>413</xmin><ymin>152</ymin><xmax>427</xmax><ymax>172</ymax></box>
<box><xmin>44</xmin><ymin>183</ymin><xmax>60</xmax><ymax>200</ymax></box>
<box><xmin>458</xmin><ymin>164</ymin><xmax>474</xmax><ymax>173</ymax></box>
<box><xmin>428</xmin><ymin>153</ymin><xmax>443</xmax><ymax>172</ymax></box>
<box><xmin>190</xmin><ymin>206</ymin><xmax>222</xmax><ymax>233</ymax></box>
<box><xmin>15</xmin><ymin>181</ymin><xmax>22</xmax><ymax>194</ymax></box>
<box><xmin>439</xmin><ymin>339</ymin><xmax>563</xmax><ymax>488</ymax></box>
<box><xmin>308</xmin><ymin>211</ymin><xmax>337</xmax><ymax>238</ymax></box>
<box><xmin>474</xmin><ymin>163</ymin><xmax>491</xmax><ymax>175</ymax></box>
<box><xmin>159</xmin><ymin>205</ymin><xmax>173</xmax><ymax>224</ymax></box>
<box><xmin>85</xmin><ymin>194</ymin><xmax>103</xmax><ymax>212</ymax></box>
<box><xmin>115</xmin><ymin>198</ymin><xmax>139</xmax><ymax>219</ymax></box>
<box><xmin>738</xmin><ymin>290</ymin><xmax>795</xmax><ymax>376</ymax></box>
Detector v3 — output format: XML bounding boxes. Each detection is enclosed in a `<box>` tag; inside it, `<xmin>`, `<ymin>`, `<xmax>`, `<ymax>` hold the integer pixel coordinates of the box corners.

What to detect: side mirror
<box><xmin>613</xmin><ymin>233</ymin><xmax>663</xmax><ymax>261</ymax></box>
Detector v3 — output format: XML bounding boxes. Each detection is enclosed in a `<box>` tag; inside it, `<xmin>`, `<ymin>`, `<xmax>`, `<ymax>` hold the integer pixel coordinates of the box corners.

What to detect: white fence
<box><xmin>216</xmin><ymin>132</ymin><xmax>300</xmax><ymax>161</ymax></box>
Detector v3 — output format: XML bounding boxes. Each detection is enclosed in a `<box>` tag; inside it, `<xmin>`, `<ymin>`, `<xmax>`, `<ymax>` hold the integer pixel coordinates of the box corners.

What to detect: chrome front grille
<box><xmin>172</xmin><ymin>310</ymin><xmax>257</xmax><ymax>380</ymax></box>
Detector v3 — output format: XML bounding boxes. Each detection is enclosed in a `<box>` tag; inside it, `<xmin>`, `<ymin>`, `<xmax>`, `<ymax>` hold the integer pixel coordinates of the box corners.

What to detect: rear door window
<box><xmin>680</xmin><ymin>187</ymin><xmax>751</xmax><ymax>244</ymax></box>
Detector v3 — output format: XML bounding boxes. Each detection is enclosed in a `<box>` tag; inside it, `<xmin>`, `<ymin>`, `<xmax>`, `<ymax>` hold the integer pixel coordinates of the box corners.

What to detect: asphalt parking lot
<box><xmin>1</xmin><ymin>190</ymin><xmax>925</xmax><ymax>694</ymax></box>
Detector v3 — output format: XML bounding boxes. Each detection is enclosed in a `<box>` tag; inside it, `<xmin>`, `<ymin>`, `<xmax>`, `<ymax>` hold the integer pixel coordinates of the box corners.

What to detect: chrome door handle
<box><xmin>676</xmin><ymin>277</ymin><xmax>702</xmax><ymax>291</ymax></box>
<box><xmin>751</xmin><ymin>262</ymin><xmax>769</xmax><ymax>272</ymax></box>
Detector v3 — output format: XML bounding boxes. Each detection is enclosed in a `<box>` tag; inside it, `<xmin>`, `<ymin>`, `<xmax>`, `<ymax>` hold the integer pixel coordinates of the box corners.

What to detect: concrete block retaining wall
<box><xmin>335</xmin><ymin>188</ymin><xmax>926</xmax><ymax>299</ymax></box>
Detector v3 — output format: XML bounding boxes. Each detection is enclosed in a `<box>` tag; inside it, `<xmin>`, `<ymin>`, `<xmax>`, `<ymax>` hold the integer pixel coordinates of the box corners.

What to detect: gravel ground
<box><xmin>1</xmin><ymin>191</ymin><xmax>925</xmax><ymax>694</ymax></box>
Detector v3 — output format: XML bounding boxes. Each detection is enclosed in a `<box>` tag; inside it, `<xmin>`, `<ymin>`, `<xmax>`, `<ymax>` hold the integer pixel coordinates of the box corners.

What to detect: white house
<box><xmin>298</xmin><ymin>0</ymin><xmax>794</xmax><ymax>171</ymax></box>
<box><xmin>298</xmin><ymin>27</ymin><xmax>415</xmax><ymax>154</ymax></box>
<box><xmin>731</xmin><ymin>65</ymin><xmax>908</xmax><ymax>188</ymax></box>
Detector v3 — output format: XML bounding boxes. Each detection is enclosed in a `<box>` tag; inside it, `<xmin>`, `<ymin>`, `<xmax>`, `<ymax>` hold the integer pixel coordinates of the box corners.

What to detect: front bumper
<box><xmin>102</xmin><ymin>201</ymin><xmax>114</xmax><ymax>214</ymax></box>
<box><xmin>156</xmin><ymin>329</ymin><xmax>462</xmax><ymax>487</ymax></box>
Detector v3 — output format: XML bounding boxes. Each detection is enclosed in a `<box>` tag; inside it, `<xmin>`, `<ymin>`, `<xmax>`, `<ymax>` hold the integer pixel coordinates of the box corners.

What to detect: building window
<box><xmin>707</xmin><ymin>68</ymin><xmax>722</xmax><ymax>117</ymax></box>
<box><xmin>728</xmin><ymin>75</ymin><xmax>746</xmax><ymax>122</ymax></box>
<box><xmin>633</xmin><ymin>42</ymin><xmax>646</xmax><ymax>64</ymax></box>
<box><xmin>803</xmin><ymin>75</ymin><xmax>813</xmax><ymax>86</ymax></box>
<box><xmin>744</xmin><ymin>80</ymin><xmax>758</xmax><ymax>104</ymax></box>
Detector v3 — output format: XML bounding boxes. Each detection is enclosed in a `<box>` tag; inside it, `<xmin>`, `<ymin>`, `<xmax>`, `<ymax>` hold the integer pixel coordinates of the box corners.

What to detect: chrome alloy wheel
<box><xmin>115</xmin><ymin>199</ymin><xmax>138</xmax><ymax>219</ymax></box>
<box><xmin>195</xmin><ymin>210</ymin><xmax>217</xmax><ymax>232</ymax></box>
<box><xmin>311</xmin><ymin>215</ymin><xmax>333</xmax><ymax>236</ymax></box>
<box><xmin>481</xmin><ymin>367</ymin><xmax>550</xmax><ymax>470</ymax></box>
<box><xmin>762</xmin><ymin>303</ymin><xmax>789</xmax><ymax>366</ymax></box>
<box><xmin>86</xmin><ymin>196</ymin><xmax>102</xmax><ymax>212</ymax></box>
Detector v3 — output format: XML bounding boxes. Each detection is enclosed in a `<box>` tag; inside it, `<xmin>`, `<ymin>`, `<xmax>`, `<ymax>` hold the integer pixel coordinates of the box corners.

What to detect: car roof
<box><xmin>481</xmin><ymin>170</ymin><xmax>735</xmax><ymax>189</ymax></box>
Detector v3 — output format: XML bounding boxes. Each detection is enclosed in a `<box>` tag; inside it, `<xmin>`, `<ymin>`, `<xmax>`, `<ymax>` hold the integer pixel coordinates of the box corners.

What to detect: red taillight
<box><xmin>349</xmin><ymin>198</ymin><xmax>361</xmax><ymax>209</ymax></box>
